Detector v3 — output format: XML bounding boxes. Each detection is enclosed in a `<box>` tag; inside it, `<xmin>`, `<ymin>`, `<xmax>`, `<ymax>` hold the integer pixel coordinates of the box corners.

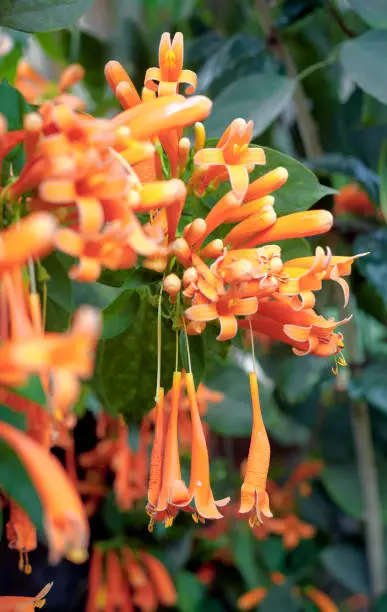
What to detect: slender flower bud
<box><xmin>178</xmin><ymin>137</ymin><xmax>191</xmax><ymax>173</ymax></box>
<box><xmin>200</xmin><ymin>239</ymin><xmax>224</xmax><ymax>259</ymax></box>
<box><xmin>194</xmin><ymin>122</ymin><xmax>206</xmax><ymax>152</ymax></box>
<box><xmin>173</xmin><ymin>238</ymin><xmax>191</xmax><ymax>266</ymax></box>
<box><xmin>183</xmin><ymin>218</ymin><xmax>207</xmax><ymax>246</ymax></box>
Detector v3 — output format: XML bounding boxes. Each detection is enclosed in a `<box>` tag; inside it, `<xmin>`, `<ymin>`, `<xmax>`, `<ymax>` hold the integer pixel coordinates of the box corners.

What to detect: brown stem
<box><xmin>341</xmin><ymin>312</ymin><xmax>386</xmax><ymax>597</ymax></box>
<box><xmin>325</xmin><ymin>0</ymin><xmax>356</xmax><ymax>38</ymax></box>
<box><xmin>255</xmin><ymin>0</ymin><xmax>323</xmax><ymax>159</ymax></box>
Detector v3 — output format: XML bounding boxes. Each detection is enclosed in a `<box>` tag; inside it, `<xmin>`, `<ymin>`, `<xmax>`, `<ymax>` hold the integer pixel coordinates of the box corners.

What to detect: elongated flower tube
<box><xmin>0</xmin><ymin>582</ymin><xmax>53</xmax><ymax>612</ymax></box>
<box><xmin>305</xmin><ymin>587</ymin><xmax>338</xmax><ymax>612</ymax></box>
<box><xmin>0</xmin><ymin>421</ymin><xmax>89</xmax><ymax>564</ymax></box>
<box><xmin>140</xmin><ymin>551</ymin><xmax>177</xmax><ymax>606</ymax></box>
<box><xmin>86</xmin><ymin>547</ymin><xmax>103</xmax><ymax>612</ymax></box>
<box><xmin>6</xmin><ymin>501</ymin><xmax>37</xmax><ymax>574</ymax></box>
<box><xmin>237</xmin><ymin>587</ymin><xmax>268</xmax><ymax>611</ymax></box>
<box><xmin>243</xmin><ymin>210</ymin><xmax>333</xmax><ymax>248</ymax></box>
<box><xmin>239</xmin><ymin>372</ymin><xmax>272</xmax><ymax>526</ymax></box>
<box><xmin>147</xmin><ymin>388</ymin><xmax>165</xmax><ymax>520</ymax></box>
<box><xmin>176</xmin><ymin>372</ymin><xmax>229</xmax><ymax>520</ymax></box>
<box><xmin>155</xmin><ymin>371</ymin><xmax>190</xmax><ymax>520</ymax></box>
<box><xmin>0</xmin><ymin>212</ymin><xmax>56</xmax><ymax>271</ymax></box>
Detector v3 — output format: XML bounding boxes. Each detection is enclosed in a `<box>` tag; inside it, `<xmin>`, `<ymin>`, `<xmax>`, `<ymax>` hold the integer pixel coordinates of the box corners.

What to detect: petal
<box><xmin>283</xmin><ymin>324</ymin><xmax>312</xmax><ymax>343</ymax></box>
<box><xmin>76</xmin><ymin>197</ymin><xmax>104</xmax><ymax>233</ymax></box>
<box><xmin>217</xmin><ymin>315</ymin><xmax>237</xmax><ymax>340</ymax></box>
<box><xmin>54</xmin><ymin>228</ymin><xmax>83</xmax><ymax>256</ymax></box>
<box><xmin>227</xmin><ymin>297</ymin><xmax>258</xmax><ymax>316</ymax></box>
<box><xmin>39</xmin><ymin>179</ymin><xmax>76</xmax><ymax>204</ymax></box>
<box><xmin>185</xmin><ymin>304</ymin><xmax>218</xmax><ymax>322</ymax></box>
<box><xmin>115</xmin><ymin>80</ymin><xmax>142</xmax><ymax>110</ymax></box>
<box><xmin>144</xmin><ymin>67</ymin><xmax>162</xmax><ymax>90</ymax></box>
<box><xmin>179</xmin><ymin>69</ymin><xmax>197</xmax><ymax>94</ymax></box>
<box><xmin>69</xmin><ymin>257</ymin><xmax>101</xmax><ymax>283</ymax></box>
<box><xmin>194</xmin><ymin>148</ymin><xmax>225</xmax><ymax>166</ymax></box>
<box><xmin>240</xmin><ymin>147</ymin><xmax>266</xmax><ymax>165</ymax></box>
<box><xmin>227</xmin><ymin>164</ymin><xmax>249</xmax><ymax>201</ymax></box>
<box><xmin>237</xmin><ymin>588</ymin><xmax>268</xmax><ymax>611</ymax></box>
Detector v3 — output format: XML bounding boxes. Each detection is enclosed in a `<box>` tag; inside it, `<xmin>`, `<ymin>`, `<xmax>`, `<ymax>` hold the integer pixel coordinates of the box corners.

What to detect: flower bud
<box><xmin>163</xmin><ymin>274</ymin><xmax>181</xmax><ymax>301</ymax></box>
<box><xmin>200</xmin><ymin>239</ymin><xmax>224</xmax><ymax>259</ymax></box>
<box><xmin>183</xmin><ymin>267</ymin><xmax>198</xmax><ymax>286</ymax></box>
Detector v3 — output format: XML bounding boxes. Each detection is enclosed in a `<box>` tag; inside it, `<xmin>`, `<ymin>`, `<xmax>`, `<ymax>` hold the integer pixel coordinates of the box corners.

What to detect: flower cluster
<box><xmin>0</xmin><ymin>29</ymin><xmax>361</xmax><ymax>608</ymax></box>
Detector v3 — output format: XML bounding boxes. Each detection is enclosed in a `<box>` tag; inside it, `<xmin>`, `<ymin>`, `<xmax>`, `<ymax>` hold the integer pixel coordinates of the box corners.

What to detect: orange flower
<box><xmin>85</xmin><ymin>547</ymin><xmax>104</xmax><ymax>612</ymax></box>
<box><xmin>305</xmin><ymin>587</ymin><xmax>338</xmax><ymax>612</ymax></box>
<box><xmin>0</xmin><ymin>582</ymin><xmax>53</xmax><ymax>612</ymax></box>
<box><xmin>15</xmin><ymin>59</ymin><xmax>85</xmax><ymax>109</ymax></box>
<box><xmin>144</xmin><ymin>32</ymin><xmax>197</xmax><ymax>97</ymax></box>
<box><xmin>194</xmin><ymin>119</ymin><xmax>265</xmax><ymax>200</ymax></box>
<box><xmin>239</xmin><ymin>372</ymin><xmax>272</xmax><ymax>526</ymax></box>
<box><xmin>0</xmin><ymin>213</ymin><xmax>56</xmax><ymax>272</ymax></box>
<box><xmin>140</xmin><ymin>551</ymin><xmax>177</xmax><ymax>607</ymax></box>
<box><xmin>175</xmin><ymin>372</ymin><xmax>230</xmax><ymax>520</ymax></box>
<box><xmin>237</xmin><ymin>587</ymin><xmax>268</xmax><ymax>611</ymax></box>
<box><xmin>334</xmin><ymin>183</ymin><xmax>376</xmax><ymax>217</ymax></box>
<box><xmin>6</xmin><ymin>501</ymin><xmax>37</xmax><ymax>574</ymax></box>
<box><xmin>106</xmin><ymin>550</ymin><xmax>128</xmax><ymax>611</ymax></box>
<box><xmin>268</xmin><ymin>513</ymin><xmax>316</xmax><ymax>549</ymax></box>
<box><xmin>0</xmin><ymin>421</ymin><xmax>89</xmax><ymax>564</ymax></box>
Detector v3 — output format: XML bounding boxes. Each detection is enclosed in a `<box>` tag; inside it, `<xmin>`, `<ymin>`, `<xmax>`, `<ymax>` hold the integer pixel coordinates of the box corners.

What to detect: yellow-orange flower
<box><xmin>0</xmin><ymin>421</ymin><xmax>89</xmax><ymax>564</ymax></box>
<box><xmin>0</xmin><ymin>582</ymin><xmax>53</xmax><ymax>611</ymax></box>
<box><xmin>194</xmin><ymin>119</ymin><xmax>265</xmax><ymax>200</ymax></box>
<box><xmin>145</xmin><ymin>32</ymin><xmax>197</xmax><ymax>96</ymax></box>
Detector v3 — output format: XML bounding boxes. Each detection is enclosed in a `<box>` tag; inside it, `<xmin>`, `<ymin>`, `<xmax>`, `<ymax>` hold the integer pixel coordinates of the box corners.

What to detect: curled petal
<box><xmin>217</xmin><ymin>315</ymin><xmax>238</xmax><ymax>341</ymax></box>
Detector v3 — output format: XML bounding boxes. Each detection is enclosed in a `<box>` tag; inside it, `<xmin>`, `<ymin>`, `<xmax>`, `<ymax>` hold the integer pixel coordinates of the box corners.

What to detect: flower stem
<box><xmin>342</xmin><ymin>312</ymin><xmax>386</xmax><ymax>597</ymax></box>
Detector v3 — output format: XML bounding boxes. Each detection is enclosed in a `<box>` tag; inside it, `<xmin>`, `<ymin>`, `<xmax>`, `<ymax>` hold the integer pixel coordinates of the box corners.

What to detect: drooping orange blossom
<box><xmin>0</xmin><ymin>582</ymin><xmax>53</xmax><ymax>612</ymax></box>
<box><xmin>0</xmin><ymin>30</ymin><xmax>364</xmax><ymax>588</ymax></box>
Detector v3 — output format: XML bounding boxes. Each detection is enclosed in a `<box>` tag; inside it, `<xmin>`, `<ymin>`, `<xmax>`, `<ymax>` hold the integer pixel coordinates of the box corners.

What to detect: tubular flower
<box><xmin>268</xmin><ymin>514</ymin><xmax>316</xmax><ymax>549</ymax></box>
<box><xmin>6</xmin><ymin>501</ymin><xmax>37</xmax><ymax>574</ymax></box>
<box><xmin>334</xmin><ymin>183</ymin><xmax>377</xmax><ymax>217</ymax></box>
<box><xmin>145</xmin><ymin>32</ymin><xmax>197</xmax><ymax>96</ymax></box>
<box><xmin>305</xmin><ymin>587</ymin><xmax>338</xmax><ymax>612</ymax></box>
<box><xmin>0</xmin><ymin>421</ymin><xmax>89</xmax><ymax>564</ymax></box>
<box><xmin>0</xmin><ymin>582</ymin><xmax>53</xmax><ymax>612</ymax></box>
<box><xmin>85</xmin><ymin>547</ymin><xmax>104</xmax><ymax>612</ymax></box>
<box><xmin>0</xmin><ymin>306</ymin><xmax>101</xmax><ymax>417</ymax></box>
<box><xmin>193</xmin><ymin>119</ymin><xmax>266</xmax><ymax>200</ymax></box>
<box><xmin>239</xmin><ymin>372</ymin><xmax>272</xmax><ymax>526</ymax></box>
<box><xmin>237</xmin><ymin>587</ymin><xmax>268</xmax><ymax>611</ymax></box>
<box><xmin>15</xmin><ymin>58</ymin><xmax>85</xmax><ymax>108</ymax></box>
<box><xmin>0</xmin><ymin>212</ymin><xmax>57</xmax><ymax>271</ymax></box>
<box><xmin>140</xmin><ymin>552</ymin><xmax>178</xmax><ymax>607</ymax></box>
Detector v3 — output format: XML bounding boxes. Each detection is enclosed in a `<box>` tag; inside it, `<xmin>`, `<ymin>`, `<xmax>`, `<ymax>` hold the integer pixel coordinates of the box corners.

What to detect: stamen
<box><xmin>24</xmin><ymin>552</ymin><xmax>32</xmax><ymax>575</ymax></box>
<box><xmin>148</xmin><ymin>517</ymin><xmax>155</xmax><ymax>533</ymax></box>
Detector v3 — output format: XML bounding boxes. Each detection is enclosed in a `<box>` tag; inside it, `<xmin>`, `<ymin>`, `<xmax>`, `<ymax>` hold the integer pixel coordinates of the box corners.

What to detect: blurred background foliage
<box><xmin>2</xmin><ymin>0</ymin><xmax>387</xmax><ymax>610</ymax></box>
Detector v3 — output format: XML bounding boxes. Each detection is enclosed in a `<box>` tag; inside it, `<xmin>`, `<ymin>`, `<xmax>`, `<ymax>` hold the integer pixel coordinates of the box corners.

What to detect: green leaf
<box><xmin>379</xmin><ymin>140</ymin><xmax>387</xmax><ymax>220</ymax></box>
<box><xmin>321</xmin><ymin>461</ymin><xmax>387</xmax><ymax>524</ymax></box>
<box><xmin>176</xmin><ymin>571</ymin><xmax>205</xmax><ymax>612</ymax></box>
<box><xmin>180</xmin><ymin>333</ymin><xmax>205</xmax><ymax>386</ymax></box>
<box><xmin>0</xmin><ymin>0</ymin><xmax>94</xmax><ymax>33</ymax></box>
<box><xmin>354</xmin><ymin>229</ymin><xmax>387</xmax><ymax>306</ymax></box>
<box><xmin>340</xmin><ymin>31</ymin><xmax>387</xmax><ymax>105</ymax></box>
<box><xmin>257</xmin><ymin>536</ymin><xmax>286</xmax><ymax>573</ymax></box>
<box><xmin>206</xmin><ymin>363</ymin><xmax>309</xmax><ymax>445</ymax></box>
<box><xmin>232</xmin><ymin>521</ymin><xmax>267</xmax><ymax>589</ymax></box>
<box><xmin>101</xmin><ymin>290</ymin><xmax>140</xmax><ymax>340</ymax></box>
<box><xmin>205</xmin><ymin>74</ymin><xmax>295</xmax><ymax>138</ymax></box>
<box><xmin>280</xmin><ymin>239</ymin><xmax>312</xmax><ymax>261</ymax></box>
<box><xmin>349</xmin><ymin>362</ymin><xmax>387</xmax><ymax>413</ymax></box>
<box><xmin>348</xmin><ymin>0</ymin><xmax>387</xmax><ymax>29</ymax></box>
<box><xmin>277</xmin><ymin>355</ymin><xmax>329</xmax><ymax>405</ymax></box>
<box><xmin>0</xmin><ymin>79</ymin><xmax>28</xmax><ymax>177</ymax></box>
<box><xmin>0</xmin><ymin>441</ymin><xmax>44</xmax><ymax>533</ymax></box>
<box><xmin>11</xmin><ymin>375</ymin><xmax>46</xmax><ymax>406</ymax></box>
<box><xmin>260</xmin><ymin>585</ymin><xmax>301</xmax><ymax>612</ymax></box>
<box><xmin>0</xmin><ymin>404</ymin><xmax>26</xmax><ymax>430</ymax></box>
<box><xmin>43</xmin><ymin>253</ymin><xmax>73</xmax><ymax>313</ymax></box>
<box><xmin>93</xmin><ymin>294</ymin><xmax>176</xmax><ymax>421</ymax></box>
<box><xmin>321</xmin><ymin>544</ymin><xmax>370</xmax><ymax>595</ymax></box>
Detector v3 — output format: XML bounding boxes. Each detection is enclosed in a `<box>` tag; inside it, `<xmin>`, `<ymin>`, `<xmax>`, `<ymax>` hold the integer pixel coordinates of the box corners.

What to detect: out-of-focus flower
<box><xmin>15</xmin><ymin>59</ymin><xmax>85</xmax><ymax>109</ymax></box>
<box><xmin>334</xmin><ymin>183</ymin><xmax>377</xmax><ymax>217</ymax></box>
<box><xmin>305</xmin><ymin>586</ymin><xmax>338</xmax><ymax>612</ymax></box>
<box><xmin>0</xmin><ymin>421</ymin><xmax>89</xmax><ymax>564</ymax></box>
<box><xmin>0</xmin><ymin>582</ymin><xmax>53</xmax><ymax>611</ymax></box>
<box><xmin>6</xmin><ymin>501</ymin><xmax>37</xmax><ymax>574</ymax></box>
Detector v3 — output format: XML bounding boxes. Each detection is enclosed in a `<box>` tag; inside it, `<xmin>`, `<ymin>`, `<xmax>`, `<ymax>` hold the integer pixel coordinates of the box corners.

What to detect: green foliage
<box><xmin>205</xmin><ymin>74</ymin><xmax>295</xmax><ymax>138</ymax></box>
<box><xmin>92</xmin><ymin>292</ymin><xmax>176</xmax><ymax>421</ymax></box>
<box><xmin>321</xmin><ymin>544</ymin><xmax>370</xmax><ymax>594</ymax></box>
<box><xmin>340</xmin><ymin>31</ymin><xmax>387</xmax><ymax>105</ymax></box>
<box><xmin>176</xmin><ymin>571</ymin><xmax>205</xmax><ymax>612</ymax></box>
<box><xmin>0</xmin><ymin>79</ymin><xmax>28</xmax><ymax>177</ymax></box>
<box><xmin>348</xmin><ymin>0</ymin><xmax>387</xmax><ymax>29</ymax></box>
<box><xmin>0</xmin><ymin>0</ymin><xmax>94</xmax><ymax>32</ymax></box>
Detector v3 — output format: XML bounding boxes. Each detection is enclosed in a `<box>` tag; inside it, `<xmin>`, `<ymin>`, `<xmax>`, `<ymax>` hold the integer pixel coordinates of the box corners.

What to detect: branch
<box><xmin>255</xmin><ymin>0</ymin><xmax>323</xmax><ymax>159</ymax></box>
